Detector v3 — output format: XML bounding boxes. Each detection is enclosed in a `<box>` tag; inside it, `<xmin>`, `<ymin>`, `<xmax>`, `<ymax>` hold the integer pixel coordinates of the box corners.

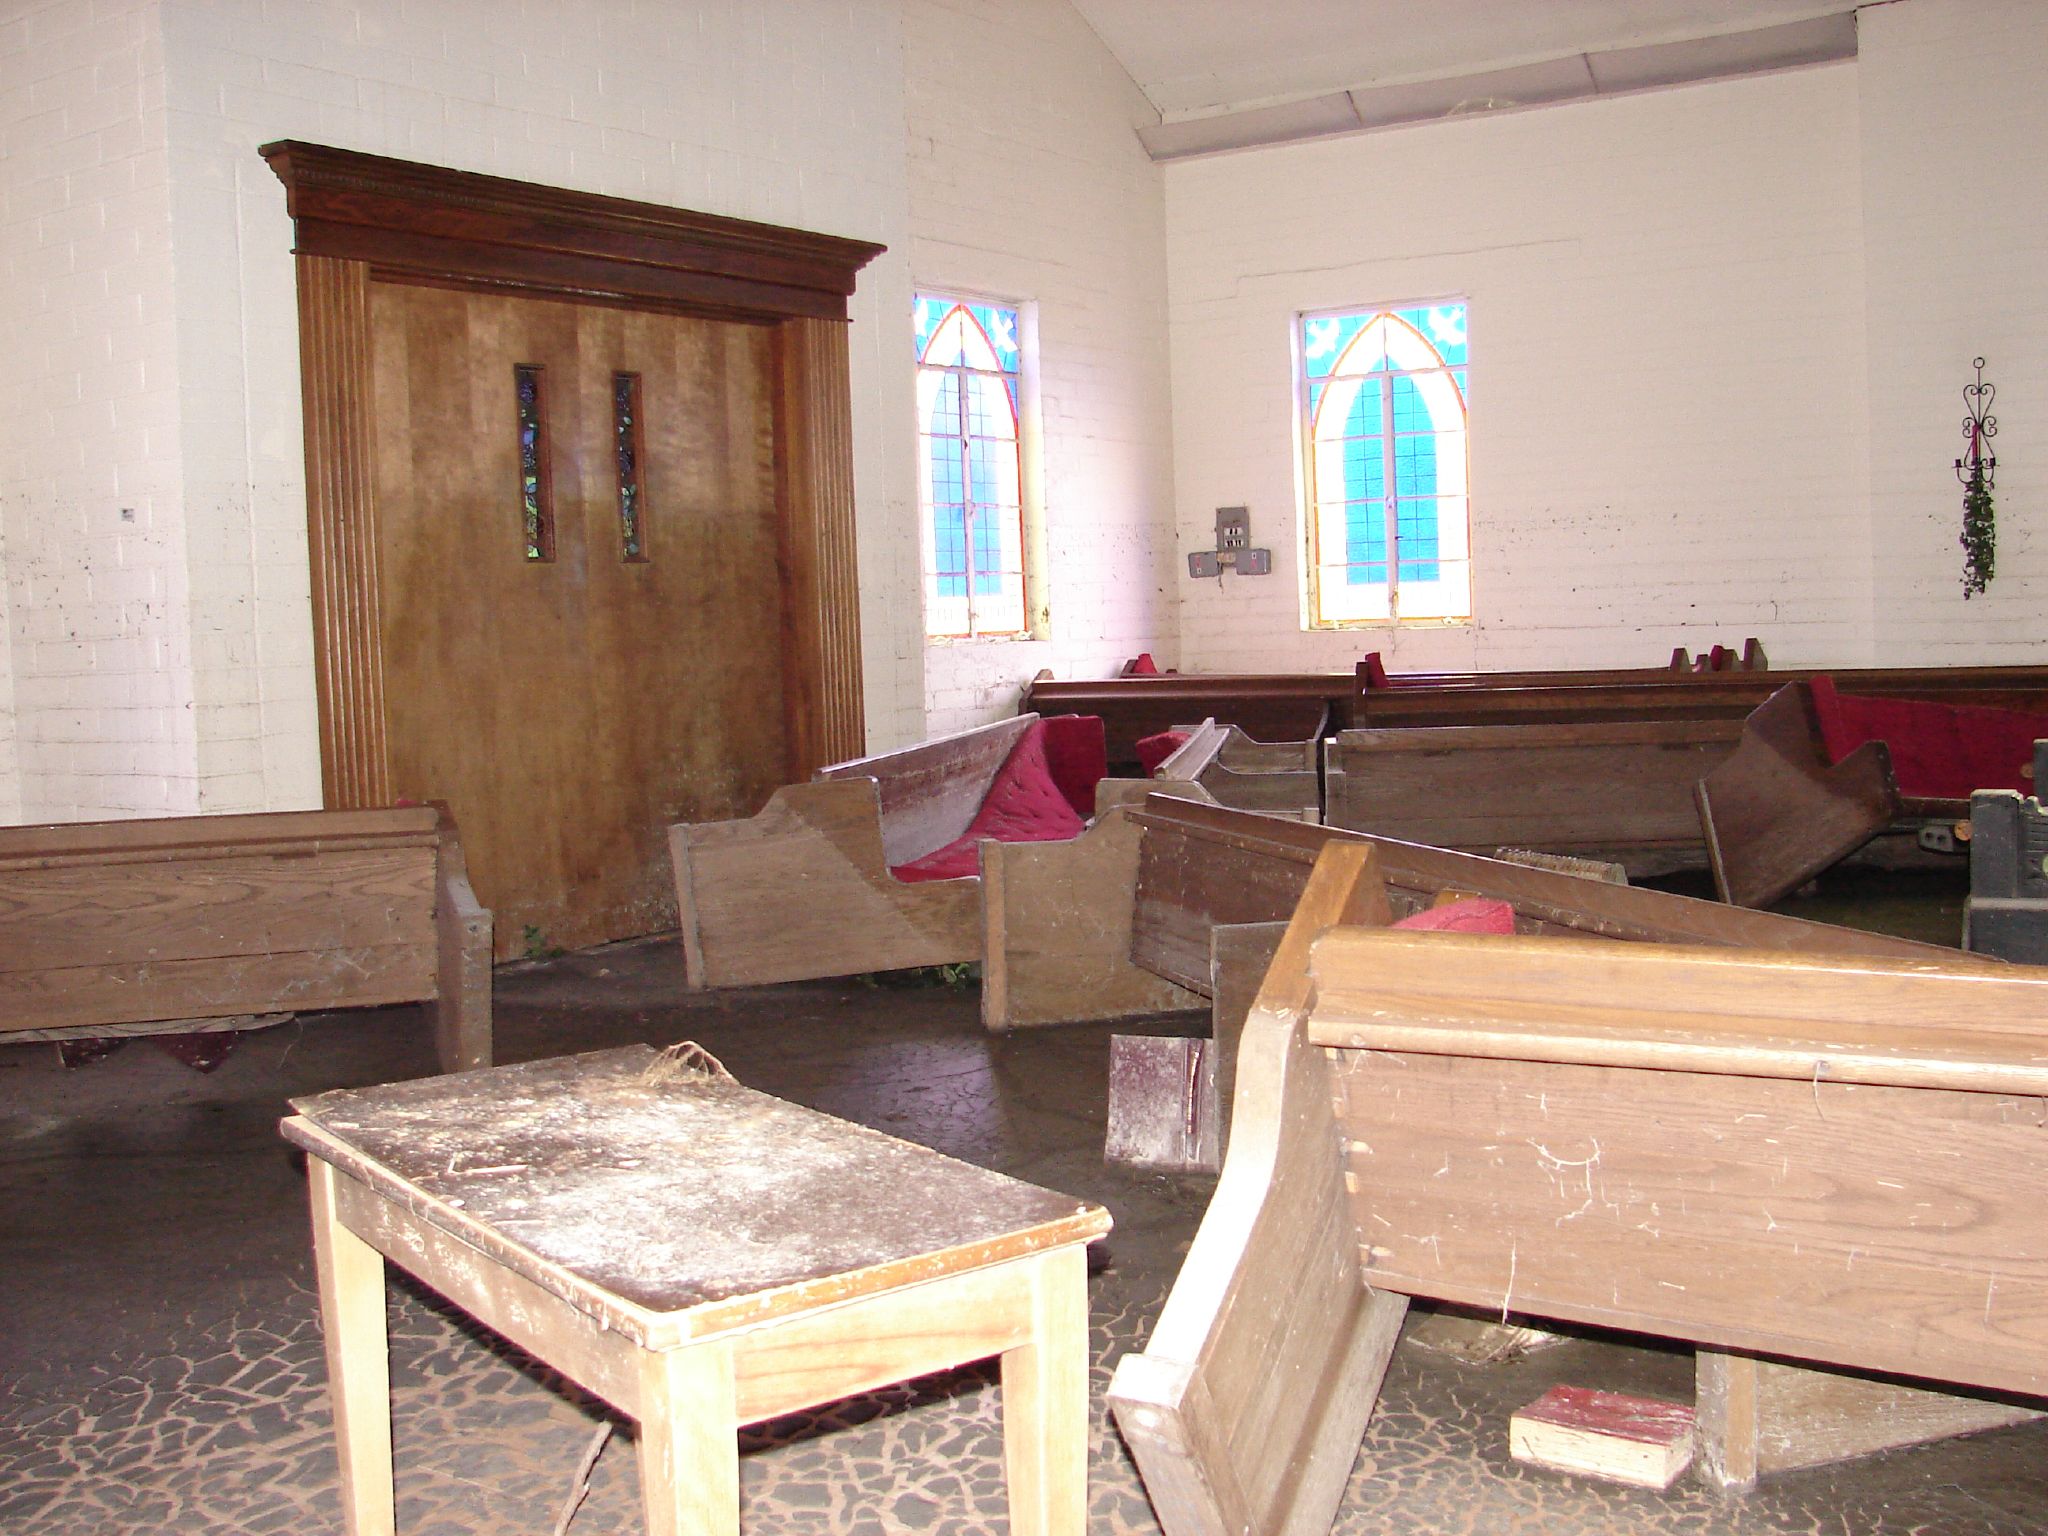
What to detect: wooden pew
<box><xmin>1354</xmin><ymin>665</ymin><xmax>2048</xmax><ymax>729</ymax></box>
<box><xmin>983</xmin><ymin>795</ymin><xmax>1944</xmax><ymax>1031</ymax></box>
<box><xmin>1108</xmin><ymin>844</ymin><xmax>2043</xmax><ymax>1535</ymax></box>
<box><xmin>1149</xmin><ymin>720</ymin><xmax>1320</xmax><ymax>821</ymax></box>
<box><xmin>1695</xmin><ymin>682</ymin><xmax>1913</xmax><ymax>907</ymax></box>
<box><xmin>671</xmin><ymin>714</ymin><xmax>1104</xmax><ymax>989</ymax></box>
<box><xmin>0</xmin><ymin>805</ymin><xmax>492</xmax><ymax>1073</ymax></box>
<box><xmin>1024</xmin><ymin>672</ymin><xmax>1345</xmax><ymax>770</ymax></box>
<box><xmin>1324</xmin><ymin>718</ymin><xmax>1743</xmax><ymax>876</ymax></box>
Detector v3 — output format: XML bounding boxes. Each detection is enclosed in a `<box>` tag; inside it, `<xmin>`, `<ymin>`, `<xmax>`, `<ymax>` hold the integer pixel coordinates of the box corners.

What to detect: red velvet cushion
<box><xmin>1135</xmin><ymin>730</ymin><xmax>1189</xmax><ymax>776</ymax></box>
<box><xmin>1390</xmin><ymin>897</ymin><xmax>1516</xmax><ymax>934</ymax></box>
<box><xmin>1122</xmin><ymin>652</ymin><xmax>1161</xmax><ymax>676</ymax></box>
<box><xmin>891</xmin><ymin>722</ymin><xmax>1089</xmax><ymax>883</ymax></box>
<box><xmin>1040</xmin><ymin>714</ymin><xmax>1107</xmax><ymax>816</ymax></box>
<box><xmin>1807</xmin><ymin>675</ymin><xmax>2043</xmax><ymax>797</ymax></box>
<box><xmin>1361</xmin><ymin>651</ymin><xmax>1392</xmax><ymax>689</ymax></box>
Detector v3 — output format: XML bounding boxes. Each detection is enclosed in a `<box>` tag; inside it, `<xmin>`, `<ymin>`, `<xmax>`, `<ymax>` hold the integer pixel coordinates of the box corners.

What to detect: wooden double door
<box><xmin>371</xmin><ymin>283</ymin><xmax>788</xmax><ymax>957</ymax></box>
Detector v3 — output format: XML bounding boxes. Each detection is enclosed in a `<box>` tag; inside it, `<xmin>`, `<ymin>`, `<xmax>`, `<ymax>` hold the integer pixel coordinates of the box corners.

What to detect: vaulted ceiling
<box><xmin>1068</xmin><ymin>0</ymin><xmax>1860</xmax><ymax>157</ymax></box>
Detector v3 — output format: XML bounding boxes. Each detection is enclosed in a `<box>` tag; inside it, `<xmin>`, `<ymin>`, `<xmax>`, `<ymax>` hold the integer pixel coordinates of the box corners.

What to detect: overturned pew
<box><xmin>1107</xmin><ymin>843</ymin><xmax>2045</xmax><ymax>1534</ymax></box>
<box><xmin>670</xmin><ymin>713</ymin><xmax>1104</xmax><ymax>988</ymax></box>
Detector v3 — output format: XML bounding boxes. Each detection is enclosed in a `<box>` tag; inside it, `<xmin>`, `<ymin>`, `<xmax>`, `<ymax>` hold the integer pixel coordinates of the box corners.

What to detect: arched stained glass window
<box><xmin>1300</xmin><ymin>302</ymin><xmax>1470</xmax><ymax>624</ymax></box>
<box><xmin>915</xmin><ymin>293</ymin><xmax>1027</xmax><ymax>638</ymax></box>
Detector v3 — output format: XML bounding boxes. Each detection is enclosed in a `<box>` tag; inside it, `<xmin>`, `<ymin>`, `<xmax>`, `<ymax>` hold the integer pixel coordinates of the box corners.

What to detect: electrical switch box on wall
<box><xmin>1189</xmin><ymin>505</ymin><xmax>1271</xmax><ymax>579</ymax></box>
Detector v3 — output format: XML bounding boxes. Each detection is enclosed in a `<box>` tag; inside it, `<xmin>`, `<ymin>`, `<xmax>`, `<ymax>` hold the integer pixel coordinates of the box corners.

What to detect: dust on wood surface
<box><xmin>287</xmin><ymin>1047</ymin><xmax>1103</xmax><ymax>1316</ymax></box>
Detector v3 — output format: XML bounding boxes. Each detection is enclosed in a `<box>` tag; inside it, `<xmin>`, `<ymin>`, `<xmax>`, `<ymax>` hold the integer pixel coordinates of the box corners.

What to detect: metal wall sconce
<box><xmin>1958</xmin><ymin>357</ymin><xmax>1997</xmax><ymax>598</ymax></box>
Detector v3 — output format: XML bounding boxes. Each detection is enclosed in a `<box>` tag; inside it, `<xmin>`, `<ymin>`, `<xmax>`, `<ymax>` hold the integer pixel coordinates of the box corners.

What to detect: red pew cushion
<box><xmin>891</xmin><ymin>720</ymin><xmax>1090</xmax><ymax>884</ymax></box>
<box><xmin>1390</xmin><ymin>897</ymin><xmax>1516</xmax><ymax>934</ymax></box>
<box><xmin>1808</xmin><ymin>675</ymin><xmax>2044</xmax><ymax>798</ymax></box>
<box><xmin>1040</xmin><ymin>713</ymin><xmax>1107</xmax><ymax>816</ymax></box>
<box><xmin>1135</xmin><ymin>729</ymin><xmax>1189</xmax><ymax>776</ymax></box>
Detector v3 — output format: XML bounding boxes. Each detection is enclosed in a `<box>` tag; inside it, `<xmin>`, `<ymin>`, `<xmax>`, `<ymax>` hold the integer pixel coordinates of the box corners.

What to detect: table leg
<box><xmin>309</xmin><ymin>1158</ymin><xmax>396</xmax><ymax>1536</ymax></box>
<box><xmin>637</xmin><ymin>1339</ymin><xmax>740</xmax><ymax>1536</ymax></box>
<box><xmin>1001</xmin><ymin>1245</ymin><xmax>1091</xmax><ymax>1536</ymax></box>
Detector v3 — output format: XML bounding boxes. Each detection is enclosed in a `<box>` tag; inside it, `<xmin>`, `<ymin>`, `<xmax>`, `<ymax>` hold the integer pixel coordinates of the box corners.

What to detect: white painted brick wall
<box><xmin>1860</xmin><ymin>0</ymin><xmax>2048</xmax><ymax>661</ymax></box>
<box><xmin>1164</xmin><ymin>63</ymin><xmax>1875</xmax><ymax>674</ymax></box>
<box><xmin>903</xmin><ymin>0</ymin><xmax>1177</xmax><ymax>736</ymax></box>
<box><xmin>0</xmin><ymin>0</ymin><xmax>201</xmax><ymax>823</ymax></box>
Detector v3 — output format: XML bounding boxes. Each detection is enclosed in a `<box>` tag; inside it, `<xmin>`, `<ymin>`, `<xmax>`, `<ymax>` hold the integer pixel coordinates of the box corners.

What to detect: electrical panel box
<box><xmin>1187</xmin><ymin>506</ymin><xmax>1271</xmax><ymax>580</ymax></box>
<box><xmin>1216</xmin><ymin>506</ymin><xmax>1250</xmax><ymax>551</ymax></box>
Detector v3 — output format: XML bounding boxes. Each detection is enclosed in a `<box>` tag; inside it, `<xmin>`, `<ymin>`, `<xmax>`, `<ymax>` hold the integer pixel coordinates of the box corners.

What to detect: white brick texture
<box><xmin>903</xmin><ymin>0</ymin><xmax>1177</xmax><ymax>737</ymax></box>
<box><xmin>1163</xmin><ymin>62</ymin><xmax>1875</xmax><ymax>674</ymax></box>
<box><xmin>1860</xmin><ymin>0</ymin><xmax>2048</xmax><ymax>660</ymax></box>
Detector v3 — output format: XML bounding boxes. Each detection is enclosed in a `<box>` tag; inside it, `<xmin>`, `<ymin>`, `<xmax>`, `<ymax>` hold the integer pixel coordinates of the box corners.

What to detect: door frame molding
<box><xmin>262</xmin><ymin>140</ymin><xmax>883</xmax><ymax>806</ymax></box>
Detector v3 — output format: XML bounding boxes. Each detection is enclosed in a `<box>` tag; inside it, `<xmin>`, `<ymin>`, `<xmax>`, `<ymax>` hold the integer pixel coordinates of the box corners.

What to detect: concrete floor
<box><xmin>5</xmin><ymin>914</ymin><xmax>2047</xmax><ymax>1535</ymax></box>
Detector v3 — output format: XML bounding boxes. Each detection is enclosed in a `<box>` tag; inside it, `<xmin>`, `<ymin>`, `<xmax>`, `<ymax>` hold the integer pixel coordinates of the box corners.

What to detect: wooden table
<box><xmin>282</xmin><ymin>1047</ymin><xmax>1110</xmax><ymax>1535</ymax></box>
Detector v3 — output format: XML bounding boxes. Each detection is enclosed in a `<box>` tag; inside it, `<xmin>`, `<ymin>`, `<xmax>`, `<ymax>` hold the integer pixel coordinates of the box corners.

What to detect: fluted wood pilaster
<box><xmin>296</xmin><ymin>254</ymin><xmax>392</xmax><ymax>808</ymax></box>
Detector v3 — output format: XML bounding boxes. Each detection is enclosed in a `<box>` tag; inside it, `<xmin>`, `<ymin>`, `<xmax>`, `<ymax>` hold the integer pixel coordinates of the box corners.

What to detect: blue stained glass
<box><xmin>1390</xmin><ymin>374</ymin><xmax>1431</xmax><ymax>433</ymax></box>
<box><xmin>1345</xmin><ymin>498</ymin><xmax>1387</xmax><ymax>586</ymax></box>
<box><xmin>1342</xmin><ymin>438</ymin><xmax>1385</xmax><ymax>499</ymax></box>
<box><xmin>915</xmin><ymin>290</ymin><xmax>1027</xmax><ymax>634</ymax></box>
<box><xmin>966</xmin><ymin>436</ymin><xmax>996</xmax><ymax>504</ymax></box>
<box><xmin>933</xmin><ymin>502</ymin><xmax>968</xmax><ymax>597</ymax></box>
<box><xmin>1392</xmin><ymin>433</ymin><xmax>1437</xmax><ymax>498</ymax></box>
<box><xmin>1341</xmin><ymin>380</ymin><xmax>1381</xmax><ymax>438</ymax></box>
<box><xmin>1396</xmin><ymin>498</ymin><xmax>1441</xmax><ymax>582</ymax></box>
<box><xmin>1419</xmin><ymin>304</ymin><xmax>1468</xmax><ymax>366</ymax></box>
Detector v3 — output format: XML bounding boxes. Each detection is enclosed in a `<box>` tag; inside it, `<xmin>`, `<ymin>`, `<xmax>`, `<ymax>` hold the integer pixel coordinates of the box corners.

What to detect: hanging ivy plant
<box><xmin>1961</xmin><ymin>458</ymin><xmax>1995</xmax><ymax>598</ymax></box>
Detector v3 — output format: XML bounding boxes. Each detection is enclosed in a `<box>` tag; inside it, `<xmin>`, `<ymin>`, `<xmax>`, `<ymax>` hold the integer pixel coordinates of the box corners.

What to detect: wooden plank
<box><xmin>1105</xmin><ymin>1036</ymin><xmax>1215</xmax><ymax>1171</ymax></box>
<box><xmin>0</xmin><ymin>944</ymin><xmax>440</xmax><ymax>1034</ymax></box>
<box><xmin>1109</xmin><ymin>844</ymin><xmax>1404</xmax><ymax>1536</ymax></box>
<box><xmin>0</xmin><ymin>805</ymin><xmax>438</xmax><ymax>866</ymax></box>
<box><xmin>1206</xmin><ymin>922</ymin><xmax>1288</xmax><ymax>1167</ymax></box>
<box><xmin>1696</xmin><ymin>1349</ymin><xmax>2040</xmax><ymax>1490</ymax></box>
<box><xmin>432</xmin><ymin>810</ymin><xmax>494</xmax><ymax>1072</ymax></box>
<box><xmin>980</xmin><ymin>807</ymin><xmax>1203</xmax><ymax>1030</ymax></box>
<box><xmin>672</xmin><ymin>778</ymin><xmax>981</xmax><ymax>988</ymax></box>
<box><xmin>1127</xmin><ymin>797</ymin><xmax>1946</xmax><ymax>959</ymax></box>
<box><xmin>818</xmin><ymin>713</ymin><xmax>1033</xmax><ymax>868</ymax></box>
<box><xmin>0</xmin><ymin>847</ymin><xmax>436</xmax><ymax>970</ymax></box>
<box><xmin>1305</xmin><ymin>929</ymin><xmax>2038</xmax><ymax>1093</ymax></box>
<box><xmin>1332</xmin><ymin>1050</ymin><xmax>2048</xmax><ymax>1399</ymax></box>
<box><xmin>1697</xmin><ymin>683</ymin><xmax>1903</xmax><ymax>908</ymax></box>
<box><xmin>1325</xmin><ymin>720</ymin><xmax>1739</xmax><ymax>870</ymax></box>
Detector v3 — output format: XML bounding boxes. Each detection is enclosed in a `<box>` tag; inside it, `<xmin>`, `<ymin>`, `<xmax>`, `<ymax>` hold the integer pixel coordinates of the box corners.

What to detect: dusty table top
<box><xmin>283</xmin><ymin>1046</ymin><xmax>1108</xmax><ymax>1334</ymax></box>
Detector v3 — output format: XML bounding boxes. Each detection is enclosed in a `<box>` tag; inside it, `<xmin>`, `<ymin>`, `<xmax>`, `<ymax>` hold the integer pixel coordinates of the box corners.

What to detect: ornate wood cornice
<box><xmin>261</xmin><ymin>140</ymin><xmax>884</xmax><ymax>322</ymax></box>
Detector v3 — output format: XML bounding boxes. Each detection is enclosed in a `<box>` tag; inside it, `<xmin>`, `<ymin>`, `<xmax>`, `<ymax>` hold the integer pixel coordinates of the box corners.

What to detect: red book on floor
<box><xmin>1509</xmin><ymin>1384</ymin><xmax>1696</xmax><ymax>1489</ymax></box>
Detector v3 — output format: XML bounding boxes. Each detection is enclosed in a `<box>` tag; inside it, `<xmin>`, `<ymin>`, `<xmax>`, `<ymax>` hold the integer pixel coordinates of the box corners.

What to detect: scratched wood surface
<box><xmin>1324</xmin><ymin>719</ymin><xmax>1742</xmax><ymax>871</ymax></box>
<box><xmin>286</xmin><ymin>1046</ymin><xmax>1106</xmax><ymax>1323</ymax></box>
<box><xmin>1331</xmin><ymin>1048</ymin><xmax>2048</xmax><ymax>1398</ymax></box>
<box><xmin>0</xmin><ymin>811</ymin><xmax>443</xmax><ymax>1034</ymax></box>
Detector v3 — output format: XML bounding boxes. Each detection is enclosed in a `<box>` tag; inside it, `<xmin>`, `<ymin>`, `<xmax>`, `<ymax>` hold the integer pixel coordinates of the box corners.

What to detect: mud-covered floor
<box><xmin>6</xmin><ymin>889</ymin><xmax>2047</xmax><ymax>1535</ymax></box>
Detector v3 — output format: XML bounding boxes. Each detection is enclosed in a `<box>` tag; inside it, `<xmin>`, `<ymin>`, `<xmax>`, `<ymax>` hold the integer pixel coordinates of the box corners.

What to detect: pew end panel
<box><xmin>1695</xmin><ymin>682</ymin><xmax>1903</xmax><ymax>909</ymax></box>
<box><xmin>430</xmin><ymin>804</ymin><xmax>494</xmax><ymax>1071</ymax></box>
<box><xmin>980</xmin><ymin>806</ymin><xmax>1203</xmax><ymax>1031</ymax></box>
<box><xmin>1108</xmin><ymin>844</ymin><xmax>1407</xmax><ymax>1536</ymax></box>
<box><xmin>671</xmin><ymin>777</ymin><xmax>982</xmax><ymax>990</ymax></box>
